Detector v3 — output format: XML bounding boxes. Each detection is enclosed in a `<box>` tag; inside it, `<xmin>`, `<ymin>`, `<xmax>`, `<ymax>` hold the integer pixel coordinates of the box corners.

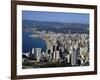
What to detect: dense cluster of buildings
<box><xmin>23</xmin><ymin>31</ymin><xmax>89</xmax><ymax>66</ymax></box>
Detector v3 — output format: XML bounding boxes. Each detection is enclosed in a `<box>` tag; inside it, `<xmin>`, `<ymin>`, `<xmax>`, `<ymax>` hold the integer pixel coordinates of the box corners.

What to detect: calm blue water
<box><xmin>22</xmin><ymin>31</ymin><xmax>47</xmax><ymax>53</ymax></box>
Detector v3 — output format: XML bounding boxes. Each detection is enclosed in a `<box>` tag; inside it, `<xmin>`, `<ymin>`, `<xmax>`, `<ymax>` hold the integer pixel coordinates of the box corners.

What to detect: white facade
<box><xmin>34</xmin><ymin>48</ymin><xmax>41</xmax><ymax>61</ymax></box>
<box><xmin>32</xmin><ymin>48</ymin><xmax>34</xmax><ymax>54</ymax></box>
<box><xmin>53</xmin><ymin>51</ymin><xmax>56</xmax><ymax>60</ymax></box>
<box><xmin>70</xmin><ymin>45</ymin><xmax>77</xmax><ymax>66</ymax></box>
<box><xmin>53</xmin><ymin>51</ymin><xmax>60</xmax><ymax>62</ymax></box>
<box><xmin>66</xmin><ymin>54</ymin><xmax>70</xmax><ymax>63</ymax></box>
<box><xmin>80</xmin><ymin>47</ymin><xmax>88</xmax><ymax>56</ymax></box>
<box><xmin>56</xmin><ymin>51</ymin><xmax>60</xmax><ymax>60</ymax></box>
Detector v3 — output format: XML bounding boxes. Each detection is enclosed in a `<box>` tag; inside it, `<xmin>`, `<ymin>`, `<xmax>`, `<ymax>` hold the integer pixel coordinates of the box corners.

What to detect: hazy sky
<box><xmin>22</xmin><ymin>11</ymin><xmax>89</xmax><ymax>24</ymax></box>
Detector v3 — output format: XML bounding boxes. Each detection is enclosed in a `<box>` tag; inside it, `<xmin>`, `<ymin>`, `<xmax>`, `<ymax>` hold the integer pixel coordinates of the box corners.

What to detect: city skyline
<box><xmin>22</xmin><ymin>10</ymin><xmax>90</xmax><ymax>68</ymax></box>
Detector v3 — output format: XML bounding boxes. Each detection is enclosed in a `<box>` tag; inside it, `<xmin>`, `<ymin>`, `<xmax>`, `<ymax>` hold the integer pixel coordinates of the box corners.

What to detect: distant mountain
<box><xmin>22</xmin><ymin>20</ymin><xmax>89</xmax><ymax>33</ymax></box>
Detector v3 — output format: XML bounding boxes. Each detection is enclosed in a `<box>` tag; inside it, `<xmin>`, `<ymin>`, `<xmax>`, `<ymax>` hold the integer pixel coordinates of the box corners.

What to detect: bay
<box><xmin>22</xmin><ymin>31</ymin><xmax>47</xmax><ymax>53</ymax></box>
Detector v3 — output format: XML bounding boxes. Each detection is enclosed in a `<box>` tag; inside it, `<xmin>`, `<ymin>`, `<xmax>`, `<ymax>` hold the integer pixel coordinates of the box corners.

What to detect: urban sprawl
<box><xmin>22</xmin><ymin>29</ymin><xmax>89</xmax><ymax>68</ymax></box>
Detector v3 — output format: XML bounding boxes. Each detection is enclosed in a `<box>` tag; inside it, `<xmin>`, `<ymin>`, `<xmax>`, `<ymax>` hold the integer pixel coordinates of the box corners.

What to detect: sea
<box><xmin>22</xmin><ymin>31</ymin><xmax>47</xmax><ymax>53</ymax></box>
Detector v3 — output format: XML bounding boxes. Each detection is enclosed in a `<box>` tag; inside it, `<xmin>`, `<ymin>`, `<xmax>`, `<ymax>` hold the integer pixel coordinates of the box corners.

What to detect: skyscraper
<box><xmin>70</xmin><ymin>45</ymin><xmax>77</xmax><ymax>66</ymax></box>
<box><xmin>34</xmin><ymin>48</ymin><xmax>41</xmax><ymax>61</ymax></box>
<box><xmin>32</xmin><ymin>48</ymin><xmax>34</xmax><ymax>54</ymax></box>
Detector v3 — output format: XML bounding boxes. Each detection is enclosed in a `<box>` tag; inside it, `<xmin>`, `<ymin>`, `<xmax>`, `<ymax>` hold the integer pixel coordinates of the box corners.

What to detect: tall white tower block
<box><xmin>34</xmin><ymin>48</ymin><xmax>41</xmax><ymax>61</ymax></box>
<box><xmin>70</xmin><ymin>46</ymin><xmax>77</xmax><ymax>66</ymax></box>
